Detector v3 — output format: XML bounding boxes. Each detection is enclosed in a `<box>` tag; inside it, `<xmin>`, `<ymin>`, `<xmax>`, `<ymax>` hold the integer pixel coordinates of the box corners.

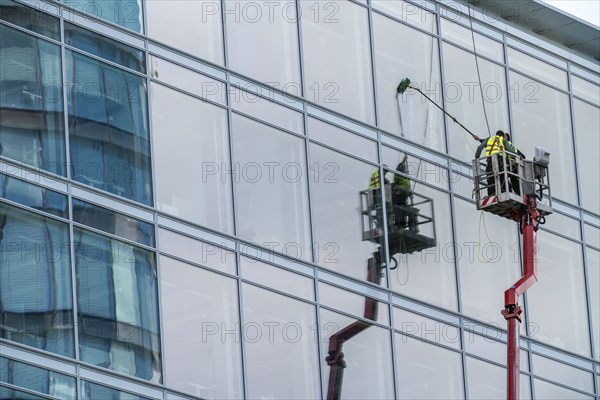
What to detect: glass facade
<box><xmin>1</xmin><ymin>0</ymin><xmax>599</xmax><ymax>399</ymax></box>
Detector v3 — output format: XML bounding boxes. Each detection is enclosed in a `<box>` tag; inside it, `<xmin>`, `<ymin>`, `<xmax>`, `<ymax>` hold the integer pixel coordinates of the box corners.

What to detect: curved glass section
<box><xmin>66</xmin><ymin>50</ymin><xmax>152</xmax><ymax>206</ymax></box>
<box><xmin>74</xmin><ymin>228</ymin><xmax>161</xmax><ymax>382</ymax></box>
<box><xmin>0</xmin><ymin>203</ymin><xmax>74</xmax><ymax>357</ymax></box>
<box><xmin>0</xmin><ymin>24</ymin><xmax>65</xmax><ymax>176</ymax></box>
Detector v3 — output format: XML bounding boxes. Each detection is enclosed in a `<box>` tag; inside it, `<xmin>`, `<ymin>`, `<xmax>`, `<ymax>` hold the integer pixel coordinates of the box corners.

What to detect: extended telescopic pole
<box><xmin>397</xmin><ymin>78</ymin><xmax>478</xmax><ymax>139</ymax></box>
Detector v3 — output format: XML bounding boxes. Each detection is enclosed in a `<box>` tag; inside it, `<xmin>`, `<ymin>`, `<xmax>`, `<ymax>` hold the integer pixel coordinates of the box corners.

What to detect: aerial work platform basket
<box><xmin>360</xmin><ymin>183</ymin><xmax>436</xmax><ymax>255</ymax></box>
<box><xmin>472</xmin><ymin>150</ymin><xmax>553</xmax><ymax>220</ymax></box>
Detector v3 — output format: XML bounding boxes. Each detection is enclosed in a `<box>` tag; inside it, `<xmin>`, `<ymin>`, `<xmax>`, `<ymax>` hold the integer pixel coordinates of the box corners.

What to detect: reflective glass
<box><xmin>584</xmin><ymin>224</ymin><xmax>599</xmax><ymax>249</ymax></box>
<box><xmin>396</xmin><ymin>333</ymin><xmax>464</xmax><ymax>399</ymax></box>
<box><xmin>466</xmin><ymin>357</ymin><xmax>531</xmax><ymax>399</ymax></box>
<box><xmin>158</xmin><ymin>228</ymin><xmax>236</xmax><ymax>275</ymax></box>
<box><xmin>534</xmin><ymin>378</ymin><xmax>593</xmax><ymax>399</ymax></box>
<box><xmin>532</xmin><ymin>353</ymin><xmax>594</xmax><ymax>393</ymax></box>
<box><xmin>232</xmin><ymin>114</ymin><xmax>311</xmax><ymax>260</ymax></box>
<box><xmin>72</xmin><ymin>198</ymin><xmax>154</xmax><ymax>247</ymax></box>
<box><xmin>573</xmin><ymin>99</ymin><xmax>600</xmax><ymax>214</ymax></box>
<box><xmin>320</xmin><ymin>308</ymin><xmax>394</xmax><ymax>399</ymax></box>
<box><xmin>394</xmin><ymin>308</ymin><xmax>461</xmax><ymax>350</ymax></box>
<box><xmin>0</xmin><ymin>357</ymin><xmax>76</xmax><ymax>399</ymax></box>
<box><xmin>372</xmin><ymin>0</ymin><xmax>437</xmax><ymax>33</ymax></box>
<box><xmin>151</xmin><ymin>83</ymin><xmax>233</xmax><ymax>234</ymax></box>
<box><xmin>0</xmin><ymin>0</ymin><xmax>59</xmax><ymax>40</ymax></box>
<box><xmin>160</xmin><ymin>256</ymin><xmax>243</xmax><ymax>399</ymax></box>
<box><xmin>373</xmin><ymin>13</ymin><xmax>445</xmax><ymax>152</ymax></box>
<box><xmin>81</xmin><ymin>381</ymin><xmax>150</xmax><ymax>400</ymax></box>
<box><xmin>309</xmin><ymin>117</ymin><xmax>378</xmax><ymax>163</ymax></box>
<box><xmin>382</xmin><ymin>146</ymin><xmax>449</xmax><ymax>190</ymax></box>
<box><xmin>0</xmin><ymin>173</ymin><xmax>67</xmax><ymax>217</ymax></box>
<box><xmin>66</xmin><ymin>50</ymin><xmax>152</xmax><ymax>205</ymax></box>
<box><xmin>541</xmin><ymin>210</ymin><xmax>580</xmax><ymax>241</ymax></box>
<box><xmin>443</xmin><ymin>42</ymin><xmax>510</xmax><ymax>163</ymax></box>
<box><xmin>0</xmin><ymin>24</ymin><xmax>65</xmax><ymax>176</ymax></box>
<box><xmin>508</xmin><ymin>47</ymin><xmax>568</xmax><ymax>91</ymax></box>
<box><xmin>464</xmin><ymin>332</ymin><xmax>528</xmax><ymax>371</ymax></box>
<box><xmin>528</xmin><ymin>231</ymin><xmax>590</xmax><ymax>357</ymax></box>
<box><xmin>319</xmin><ymin>282</ymin><xmax>389</xmax><ymax>325</ymax></box>
<box><xmin>455</xmin><ymin>198</ymin><xmax>522</xmax><ymax>328</ymax></box>
<box><xmin>572</xmin><ymin>75</ymin><xmax>600</xmax><ymax>106</ymax></box>
<box><xmin>225</xmin><ymin>0</ymin><xmax>300</xmax><ymax>91</ymax></box>
<box><xmin>309</xmin><ymin>143</ymin><xmax>385</xmax><ymax>285</ymax></box>
<box><xmin>440</xmin><ymin>18</ymin><xmax>503</xmax><ymax>62</ymax></box>
<box><xmin>146</xmin><ymin>0</ymin><xmax>223</xmax><ymax>65</ymax></box>
<box><xmin>243</xmin><ymin>283</ymin><xmax>320</xmax><ymax>399</ymax></box>
<box><xmin>510</xmin><ymin>72</ymin><xmax>577</xmax><ymax>204</ymax></box>
<box><xmin>62</xmin><ymin>0</ymin><xmax>143</xmax><ymax>33</ymax></box>
<box><xmin>241</xmin><ymin>257</ymin><xmax>314</xmax><ymax>301</ymax></box>
<box><xmin>74</xmin><ymin>228</ymin><xmax>161</xmax><ymax>382</ymax></box>
<box><xmin>149</xmin><ymin>56</ymin><xmax>226</xmax><ymax>105</ymax></box>
<box><xmin>0</xmin><ymin>203</ymin><xmax>74</xmax><ymax>357</ymax></box>
<box><xmin>587</xmin><ymin>249</ymin><xmax>599</xmax><ymax>360</ymax></box>
<box><xmin>301</xmin><ymin>1</ymin><xmax>375</xmax><ymax>124</ymax></box>
<box><xmin>64</xmin><ymin>22</ymin><xmax>145</xmax><ymax>73</ymax></box>
<box><xmin>383</xmin><ymin>168</ymin><xmax>457</xmax><ymax>311</ymax></box>
<box><xmin>0</xmin><ymin>385</ymin><xmax>47</xmax><ymax>399</ymax></box>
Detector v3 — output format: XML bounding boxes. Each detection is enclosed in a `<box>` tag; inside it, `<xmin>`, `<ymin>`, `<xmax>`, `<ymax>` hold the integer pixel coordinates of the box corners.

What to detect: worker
<box><xmin>475</xmin><ymin>130</ymin><xmax>517</xmax><ymax>196</ymax></box>
<box><xmin>504</xmin><ymin>133</ymin><xmax>526</xmax><ymax>195</ymax></box>
<box><xmin>392</xmin><ymin>157</ymin><xmax>418</xmax><ymax>232</ymax></box>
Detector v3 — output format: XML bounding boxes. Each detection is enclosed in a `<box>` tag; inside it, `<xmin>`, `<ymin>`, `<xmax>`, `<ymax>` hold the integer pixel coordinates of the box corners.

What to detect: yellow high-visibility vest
<box><xmin>484</xmin><ymin>135</ymin><xmax>505</xmax><ymax>157</ymax></box>
<box><xmin>369</xmin><ymin>170</ymin><xmax>381</xmax><ymax>190</ymax></box>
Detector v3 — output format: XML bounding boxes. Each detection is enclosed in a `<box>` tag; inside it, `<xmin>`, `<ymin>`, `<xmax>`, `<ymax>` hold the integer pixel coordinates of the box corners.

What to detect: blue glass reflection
<box><xmin>0</xmin><ymin>357</ymin><xmax>77</xmax><ymax>399</ymax></box>
<box><xmin>0</xmin><ymin>173</ymin><xmax>68</xmax><ymax>218</ymax></box>
<box><xmin>0</xmin><ymin>24</ymin><xmax>65</xmax><ymax>176</ymax></box>
<box><xmin>66</xmin><ymin>50</ymin><xmax>153</xmax><ymax>206</ymax></box>
<box><xmin>81</xmin><ymin>381</ymin><xmax>150</xmax><ymax>400</ymax></box>
<box><xmin>62</xmin><ymin>0</ymin><xmax>143</xmax><ymax>33</ymax></box>
<box><xmin>72</xmin><ymin>198</ymin><xmax>155</xmax><ymax>246</ymax></box>
<box><xmin>0</xmin><ymin>0</ymin><xmax>60</xmax><ymax>40</ymax></box>
<box><xmin>74</xmin><ymin>227</ymin><xmax>161</xmax><ymax>382</ymax></box>
<box><xmin>0</xmin><ymin>203</ymin><xmax>74</xmax><ymax>357</ymax></box>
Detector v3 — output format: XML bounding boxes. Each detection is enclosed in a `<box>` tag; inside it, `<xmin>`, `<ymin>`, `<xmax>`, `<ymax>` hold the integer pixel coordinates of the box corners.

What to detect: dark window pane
<box><xmin>0</xmin><ymin>0</ymin><xmax>60</xmax><ymax>40</ymax></box>
<box><xmin>0</xmin><ymin>24</ymin><xmax>65</xmax><ymax>176</ymax></box>
<box><xmin>65</xmin><ymin>22</ymin><xmax>145</xmax><ymax>73</ymax></box>
<box><xmin>74</xmin><ymin>227</ymin><xmax>161</xmax><ymax>382</ymax></box>
<box><xmin>0</xmin><ymin>357</ymin><xmax>76</xmax><ymax>399</ymax></box>
<box><xmin>0</xmin><ymin>173</ymin><xmax>68</xmax><ymax>217</ymax></box>
<box><xmin>0</xmin><ymin>203</ymin><xmax>74</xmax><ymax>357</ymax></box>
<box><xmin>72</xmin><ymin>198</ymin><xmax>154</xmax><ymax>246</ymax></box>
<box><xmin>62</xmin><ymin>0</ymin><xmax>143</xmax><ymax>33</ymax></box>
<box><xmin>0</xmin><ymin>384</ymin><xmax>48</xmax><ymax>400</ymax></box>
<box><xmin>81</xmin><ymin>381</ymin><xmax>150</xmax><ymax>400</ymax></box>
<box><xmin>67</xmin><ymin>50</ymin><xmax>152</xmax><ymax>205</ymax></box>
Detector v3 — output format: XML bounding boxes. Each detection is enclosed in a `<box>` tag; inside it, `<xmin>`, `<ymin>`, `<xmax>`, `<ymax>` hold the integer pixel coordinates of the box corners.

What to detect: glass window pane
<box><xmin>309</xmin><ymin>117</ymin><xmax>378</xmax><ymax>163</ymax></box>
<box><xmin>72</xmin><ymin>198</ymin><xmax>155</xmax><ymax>247</ymax></box>
<box><xmin>67</xmin><ymin>50</ymin><xmax>152</xmax><ymax>205</ymax></box>
<box><xmin>158</xmin><ymin>228</ymin><xmax>236</xmax><ymax>275</ymax></box>
<box><xmin>396</xmin><ymin>333</ymin><xmax>464</xmax><ymax>399</ymax></box>
<box><xmin>301</xmin><ymin>1</ymin><xmax>375</xmax><ymax>124</ymax></box>
<box><xmin>243</xmin><ymin>283</ymin><xmax>320</xmax><ymax>399</ymax></box>
<box><xmin>0</xmin><ymin>203</ymin><xmax>74</xmax><ymax>357</ymax></box>
<box><xmin>309</xmin><ymin>143</ymin><xmax>385</xmax><ymax>285</ymax></box>
<box><xmin>441</xmin><ymin>18</ymin><xmax>503</xmax><ymax>62</ymax></box>
<box><xmin>0</xmin><ymin>24</ymin><xmax>65</xmax><ymax>176</ymax></box>
<box><xmin>233</xmin><ymin>114</ymin><xmax>311</xmax><ymax>260</ymax></box>
<box><xmin>81</xmin><ymin>381</ymin><xmax>150</xmax><ymax>400</ymax></box>
<box><xmin>241</xmin><ymin>257</ymin><xmax>314</xmax><ymax>301</ymax></box>
<box><xmin>225</xmin><ymin>0</ymin><xmax>300</xmax><ymax>90</ymax></box>
<box><xmin>160</xmin><ymin>256</ymin><xmax>243</xmax><ymax>399</ymax></box>
<box><xmin>373</xmin><ymin>0</ymin><xmax>436</xmax><ymax>33</ymax></box>
<box><xmin>465</xmin><ymin>332</ymin><xmax>528</xmax><ymax>371</ymax></box>
<box><xmin>373</xmin><ymin>13</ymin><xmax>445</xmax><ymax>152</ymax></box>
<box><xmin>0</xmin><ymin>173</ymin><xmax>68</xmax><ymax>218</ymax></box>
<box><xmin>382</xmin><ymin>146</ymin><xmax>449</xmax><ymax>190</ymax></box>
<box><xmin>534</xmin><ymin>378</ymin><xmax>593</xmax><ymax>399</ymax></box>
<box><xmin>584</xmin><ymin>224</ymin><xmax>599</xmax><ymax>249</ymax></box>
<box><xmin>508</xmin><ymin>47</ymin><xmax>568</xmax><ymax>91</ymax></box>
<box><xmin>443</xmin><ymin>42</ymin><xmax>510</xmax><ymax>163</ymax></box>
<box><xmin>0</xmin><ymin>385</ymin><xmax>47</xmax><ymax>400</ymax></box>
<box><xmin>455</xmin><ymin>197</ymin><xmax>523</xmax><ymax>328</ymax></box>
<box><xmin>541</xmin><ymin>211</ymin><xmax>580</xmax><ymax>241</ymax></box>
<box><xmin>532</xmin><ymin>354</ymin><xmax>594</xmax><ymax>393</ymax></box>
<box><xmin>320</xmin><ymin>308</ymin><xmax>394</xmax><ymax>399</ymax></box>
<box><xmin>146</xmin><ymin>0</ymin><xmax>223</xmax><ymax>65</ymax></box>
<box><xmin>467</xmin><ymin>357</ymin><xmax>531</xmax><ymax>399</ymax></box>
<box><xmin>572</xmin><ymin>75</ymin><xmax>600</xmax><ymax>107</ymax></box>
<box><xmin>573</xmin><ymin>99</ymin><xmax>600</xmax><ymax>214</ymax></box>
<box><xmin>64</xmin><ymin>22</ymin><xmax>145</xmax><ymax>73</ymax></box>
<box><xmin>75</xmin><ymin>228</ymin><xmax>161</xmax><ymax>382</ymax></box>
<box><xmin>0</xmin><ymin>0</ymin><xmax>60</xmax><ymax>40</ymax></box>
<box><xmin>510</xmin><ymin>71</ymin><xmax>577</xmax><ymax>204</ymax></box>
<box><xmin>151</xmin><ymin>83</ymin><xmax>233</xmax><ymax>233</ymax></box>
<box><xmin>319</xmin><ymin>282</ymin><xmax>389</xmax><ymax>325</ymax></box>
<box><xmin>0</xmin><ymin>357</ymin><xmax>76</xmax><ymax>399</ymax></box>
<box><xmin>63</xmin><ymin>0</ymin><xmax>143</xmax><ymax>33</ymax></box>
<box><xmin>394</xmin><ymin>308</ymin><xmax>461</xmax><ymax>350</ymax></box>
<box><xmin>587</xmin><ymin>248</ymin><xmax>599</xmax><ymax>360</ymax></box>
<box><xmin>149</xmin><ymin>56</ymin><xmax>226</xmax><ymax>105</ymax></box>
<box><xmin>528</xmin><ymin>232</ymin><xmax>590</xmax><ymax>357</ymax></box>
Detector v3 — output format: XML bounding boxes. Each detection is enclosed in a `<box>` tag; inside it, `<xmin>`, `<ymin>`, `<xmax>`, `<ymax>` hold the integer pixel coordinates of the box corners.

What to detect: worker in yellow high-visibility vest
<box><xmin>475</xmin><ymin>130</ymin><xmax>517</xmax><ymax>196</ymax></box>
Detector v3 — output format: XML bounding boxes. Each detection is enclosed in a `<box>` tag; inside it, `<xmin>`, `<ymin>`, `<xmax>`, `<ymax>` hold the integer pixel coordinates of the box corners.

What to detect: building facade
<box><xmin>0</xmin><ymin>0</ymin><xmax>599</xmax><ymax>398</ymax></box>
